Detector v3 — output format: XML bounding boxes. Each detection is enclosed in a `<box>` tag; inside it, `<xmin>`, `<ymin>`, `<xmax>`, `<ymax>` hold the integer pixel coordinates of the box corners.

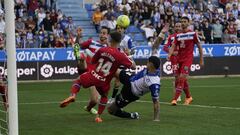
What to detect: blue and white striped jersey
<box><xmin>130</xmin><ymin>68</ymin><xmax>161</xmax><ymax>100</ymax></box>
<box><xmin>119</xmin><ymin>34</ymin><xmax>135</xmax><ymax>52</ymax></box>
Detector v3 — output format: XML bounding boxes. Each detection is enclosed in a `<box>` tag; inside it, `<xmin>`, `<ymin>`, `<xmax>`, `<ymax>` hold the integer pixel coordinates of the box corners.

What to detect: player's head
<box><xmin>147</xmin><ymin>56</ymin><xmax>160</xmax><ymax>70</ymax></box>
<box><xmin>174</xmin><ymin>22</ymin><xmax>182</xmax><ymax>33</ymax></box>
<box><xmin>109</xmin><ymin>31</ymin><xmax>122</xmax><ymax>47</ymax></box>
<box><xmin>99</xmin><ymin>26</ymin><xmax>110</xmax><ymax>43</ymax></box>
<box><xmin>181</xmin><ymin>16</ymin><xmax>190</xmax><ymax>29</ymax></box>
<box><xmin>116</xmin><ymin>25</ymin><xmax>126</xmax><ymax>34</ymax></box>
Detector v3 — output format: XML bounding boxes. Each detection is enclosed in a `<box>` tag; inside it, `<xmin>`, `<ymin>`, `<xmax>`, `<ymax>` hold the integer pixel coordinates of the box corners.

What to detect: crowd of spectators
<box><xmin>0</xmin><ymin>0</ymin><xmax>78</xmax><ymax>49</ymax></box>
<box><xmin>92</xmin><ymin>0</ymin><xmax>240</xmax><ymax>46</ymax></box>
<box><xmin>0</xmin><ymin>0</ymin><xmax>239</xmax><ymax>49</ymax></box>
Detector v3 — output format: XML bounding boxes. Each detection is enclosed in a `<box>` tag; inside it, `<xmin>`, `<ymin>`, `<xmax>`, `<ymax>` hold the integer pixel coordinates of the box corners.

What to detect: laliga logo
<box><xmin>41</xmin><ymin>64</ymin><xmax>54</xmax><ymax>78</ymax></box>
<box><xmin>163</xmin><ymin>61</ymin><xmax>173</xmax><ymax>75</ymax></box>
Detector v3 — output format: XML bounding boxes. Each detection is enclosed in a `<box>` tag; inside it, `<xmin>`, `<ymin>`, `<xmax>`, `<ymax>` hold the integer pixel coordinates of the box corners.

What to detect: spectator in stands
<box><xmin>53</xmin><ymin>23</ymin><xmax>63</xmax><ymax>37</ymax></box>
<box><xmin>119</xmin><ymin>0</ymin><xmax>131</xmax><ymax>13</ymax></box>
<box><xmin>26</xmin><ymin>28</ymin><xmax>34</xmax><ymax>48</ymax></box>
<box><xmin>140</xmin><ymin>22</ymin><xmax>156</xmax><ymax>39</ymax></box>
<box><xmin>50</xmin><ymin>9</ymin><xmax>58</xmax><ymax>24</ymax></box>
<box><xmin>41</xmin><ymin>11</ymin><xmax>54</xmax><ymax>32</ymax></box>
<box><xmin>25</xmin><ymin>16</ymin><xmax>36</xmax><ymax>32</ymax></box>
<box><xmin>41</xmin><ymin>36</ymin><xmax>51</xmax><ymax>48</ymax></box>
<box><xmin>100</xmin><ymin>15</ymin><xmax>109</xmax><ymax>29</ymax></box>
<box><xmin>20</xmin><ymin>33</ymin><xmax>27</xmax><ymax>48</ymax></box>
<box><xmin>59</xmin><ymin>15</ymin><xmax>68</xmax><ymax>33</ymax></box>
<box><xmin>222</xmin><ymin>29</ymin><xmax>230</xmax><ymax>43</ymax></box>
<box><xmin>109</xmin><ymin>16</ymin><xmax>117</xmax><ymax>30</ymax></box>
<box><xmin>37</xmin><ymin>7</ymin><xmax>46</xmax><ymax>29</ymax></box>
<box><xmin>92</xmin><ymin>7</ymin><xmax>103</xmax><ymax>33</ymax></box>
<box><xmin>28</xmin><ymin>0</ymin><xmax>39</xmax><ymax>16</ymax></box>
<box><xmin>99</xmin><ymin>0</ymin><xmax>108</xmax><ymax>12</ymax></box>
<box><xmin>202</xmin><ymin>19</ymin><xmax>213</xmax><ymax>44</ymax></box>
<box><xmin>15</xmin><ymin>17</ymin><xmax>26</xmax><ymax>35</ymax></box>
<box><xmin>49</xmin><ymin>34</ymin><xmax>55</xmax><ymax>47</ymax></box>
<box><xmin>152</xmin><ymin>8</ymin><xmax>160</xmax><ymax>27</ymax></box>
<box><xmin>54</xmin><ymin>36</ymin><xmax>65</xmax><ymax>48</ymax></box>
<box><xmin>66</xmin><ymin>16</ymin><xmax>76</xmax><ymax>34</ymax></box>
<box><xmin>212</xmin><ymin>19</ymin><xmax>223</xmax><ymax>43</ymax></box>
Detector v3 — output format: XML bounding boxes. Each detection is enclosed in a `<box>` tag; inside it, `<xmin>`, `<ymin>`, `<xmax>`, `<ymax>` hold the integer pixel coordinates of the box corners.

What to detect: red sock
<box><xmin>183</xmin><ymin>79</ymin><xmax>191</xmax><ymax>98</ymax></box>
<box><xmin>97</xmin><ymin>96</ymin><xmax>108</xmax><ymax>115</ymax></box>
<box><xmin>71</xmin><ymin>79</ymin><xmax>81</xmax><ymax>96</ymax></box>
<box><xmin>173</xmin><ymin>77</ymin><xmax>185</xmax><ymax>100</ymax></box>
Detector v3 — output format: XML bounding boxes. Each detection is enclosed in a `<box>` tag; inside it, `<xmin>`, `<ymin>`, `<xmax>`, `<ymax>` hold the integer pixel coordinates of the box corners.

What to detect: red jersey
<box><xmin>173</xmin><ymin>30</ymin><xmax>200</xmax><ymax>62</ymax></box>
<box><xmin>80</xmin><ymin>39</ymin><xmax>107</xmax><ymax>70</ymax></box>
<box><xmin>163</xmin><ymin>33</ymin><xmax>178</xmax><ymax>53</ymax></box>
<box><xmin>90</xmin><ymin>46</ymin><xmax>133</xmax><ymax>84</ymax></box>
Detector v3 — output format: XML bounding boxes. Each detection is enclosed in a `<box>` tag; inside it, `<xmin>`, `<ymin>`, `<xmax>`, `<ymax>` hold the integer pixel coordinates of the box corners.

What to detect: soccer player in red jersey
<box><xmin>60</xmin><ymin>32</ymin><xmax>136</xmax><ymax>122</ymax></box>
<box><xmin>163</xmin><ymin>22</ymin><xmax>182</xmax><ymax>102</ymax></box>
<box><xmin>168</xmin><ymin>16</ymin><xmax>204</xmax><ymax>105</ymax></box>
<box><xmin>63</xmin><ymin>26</ymin><xmax>110</xmax><ymax>115</ymax></box>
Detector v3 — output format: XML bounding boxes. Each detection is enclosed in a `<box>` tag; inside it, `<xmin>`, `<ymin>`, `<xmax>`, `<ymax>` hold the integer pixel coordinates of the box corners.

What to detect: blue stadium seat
<box><xmin>133</xmin><ymin>34</ymin><xmax>146</xmax><ymax>42</ymax></box>
<box><xmin>126</xmin><ymin>25</ymin><xmax>140</xmax><ymax>33</ymax></box>
<box><xmin>85</xmin><ymin>4</ymin><xmax>93</xmax><ymax>11</ymax></box>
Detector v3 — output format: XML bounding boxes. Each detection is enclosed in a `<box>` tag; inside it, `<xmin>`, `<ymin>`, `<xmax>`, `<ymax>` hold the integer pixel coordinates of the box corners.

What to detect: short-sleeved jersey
<box><xmin>91</xmin><ymin>46</ymin><xmax>133</xmax><ymax>84</ymax></box>
<box><xmin>130</xmin><ymin>68</ymin><xmax>161</xmax><ymax>100</ymax></box>
<box><xmin>173</xmin><ymin>30</ymin><xmax>200</xmax><ymax>62</ymax></box>
<box><xmin>163</xmin><ymin>33</ymin><xmax>178</xmax><ymax>53</ymax></box>
<box><xmin>119</xmin><ymin>34</ymin><xmax>135</xmax><ymax>53</ymax></box>
<box><xmin>81</xmin><ymin>39</ymin><xmax>107</xmax><ymax>63</ymax></box>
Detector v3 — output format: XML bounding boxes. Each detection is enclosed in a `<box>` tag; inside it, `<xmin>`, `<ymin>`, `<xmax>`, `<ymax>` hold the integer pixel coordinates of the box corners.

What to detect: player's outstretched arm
<box><xmin>167</xmin><ymin>43</ymin><xmax>176</xmax><ymax>60</ymax></box>
<box><xmin>152</xmin><ymin>23</ymin><xmax>169</xmax><ymax>51</ymax></box>
<box><xmin>196</xmin><ymin>42</ymin><xmax>204</xmax><ymax>67</ymax></box>
<box><xmin>153</xmin><ymin>99</ymin><xmax>160</xmax><ymax>121</ymax></box>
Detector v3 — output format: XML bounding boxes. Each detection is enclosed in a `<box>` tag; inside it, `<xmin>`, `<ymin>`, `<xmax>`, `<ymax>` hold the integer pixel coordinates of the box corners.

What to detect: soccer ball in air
<box><xmin>116</xmin><ymin>15</ymin><xmax>130</xmax><ymax>28</ymax></box>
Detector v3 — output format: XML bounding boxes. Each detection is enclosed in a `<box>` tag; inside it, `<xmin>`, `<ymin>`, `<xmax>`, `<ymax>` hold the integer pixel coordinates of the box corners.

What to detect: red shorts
<box><xmin>176</xmin><ymin>58</ymin><xmax>192</xmax><ymax>75</ymax></box>
<box><xmin>170</xmin><ymin>55</ymin><xmax>178</xmax><ymax>75</ymax></box>
<box><xmin>77</xmin><ymin>72</ymin><xmax>110</xmax><ymax>94</ymax></box>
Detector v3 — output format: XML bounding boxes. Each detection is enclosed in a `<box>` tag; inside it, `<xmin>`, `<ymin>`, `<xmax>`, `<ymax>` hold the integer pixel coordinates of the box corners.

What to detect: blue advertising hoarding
<box><xmin>0</xmin><ymin>44</ymin><xmax>239</xmax><ymax>62</ymax></box>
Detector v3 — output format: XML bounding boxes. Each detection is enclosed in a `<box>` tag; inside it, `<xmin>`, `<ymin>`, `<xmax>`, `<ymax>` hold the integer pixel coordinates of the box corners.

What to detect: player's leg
<box><xmin>183</xmin><ymin>77</ymin><xmax>193</xmax><ymax>105</ymax></box>
<box><xmin>108</xmin><ymin>70</ymin><xmax>139</xmax><ymax>119</ymax></box>
<box><xmin>181</xmin><ymin>61</ymin><xmax>193</xmax><ymax>105</ymax></box>
<box><xmin>60</xmin><ymin>73</ymin><xmax>92</xmax><ymax>108</ymax></box>
<box><xmin>111</xmin><ymin>78</ymin><xmax>120</xmax><ymax>99</ymax></box>
<box><xmin>171</xmin><ymin>58</ymin><xmax>181</xmax><ymax>103</ymax></box>
<box><xmin>84</xmin><ymin>86</ymin><xmax>99</xmax><ymax>114</ymax></box>
<box><xmin>74</xmin><ymin>43</ymin><xmax>87</xmax><ymax>75</ymax></box>
<box><xmin>95</xmin><ymin>85</ymin><xmax>110</xmax><ymax>123</ymax></box>
<box><xmin>173</xmin><ymin>76</ymin><xmax>181</xmax><ymax>102</ymax></box>
<box><xmin>171</xmin><ymin>62</ymin><xmax>185</xmax><ymax>105</ymax></box>
<box><xmin>108</xmin><ymin>100</ymin><xmax>139</xmax><ymax>119</ymax></box>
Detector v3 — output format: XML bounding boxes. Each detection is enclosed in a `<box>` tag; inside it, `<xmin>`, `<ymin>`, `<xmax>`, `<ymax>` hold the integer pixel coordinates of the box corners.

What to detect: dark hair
<box><xmin>181</xmin><ymin>16</ymin><xmax>190</xmax><ymax>22</ymax></box>
<box><xmin>110</xmin><ymin>31</ymin><xmax>122</xmax><ymax>43</ymax></box>
<box><xmin>148</xmin><ymin>56</ymin><xmax>160</xmax><ymax>69</ymax></box>
<box><xmin>101</xmin><ymin>26</ymin><xmax>110</xmax><ymax>34</ymax></box>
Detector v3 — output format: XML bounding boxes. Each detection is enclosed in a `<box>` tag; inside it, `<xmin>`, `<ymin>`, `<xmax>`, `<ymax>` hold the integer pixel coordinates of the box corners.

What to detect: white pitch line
<box><xmin>137</xmin><ymin>100</ymin><xmax>240</xmax><ymax>110</ymax></box>
<box><xmin>18</xmin><ymin>100</ymin><xmax>240</xmax><ymax>110</ymax></box>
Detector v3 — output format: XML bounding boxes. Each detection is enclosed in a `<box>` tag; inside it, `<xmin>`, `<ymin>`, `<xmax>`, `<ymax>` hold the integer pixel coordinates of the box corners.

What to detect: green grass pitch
<box><xmin>18</xmin><ymin>77</ymin><xmax>240</xmax><ymax>135</ymax></box>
